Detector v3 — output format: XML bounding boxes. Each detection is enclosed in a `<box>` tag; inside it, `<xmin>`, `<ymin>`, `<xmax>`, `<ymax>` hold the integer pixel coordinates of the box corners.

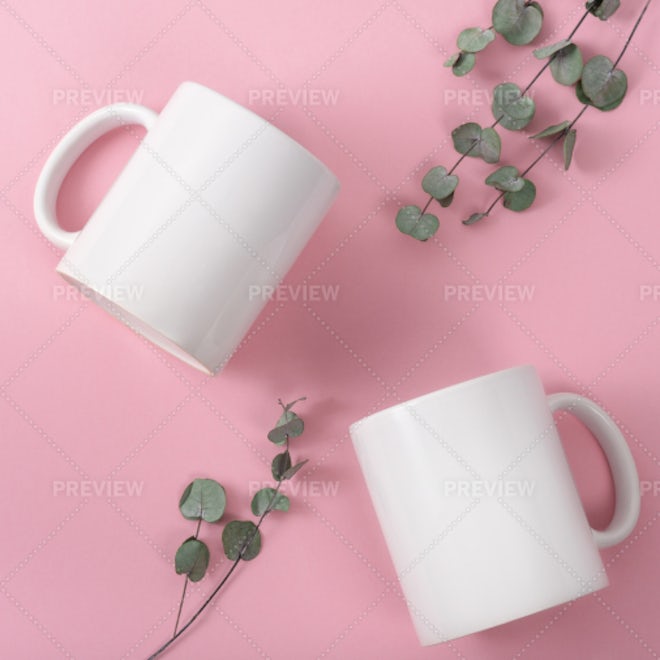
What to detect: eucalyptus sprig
<box><xmin>467</xmin><ymin>0</ymin><xmax>650</xmax><ymax>224</ymax></box>
<box><xmin>148</xmin><ymin>397</ymin><xmax>308</xmax><ymax>659</ymax></box>
<box><xmin>396</xmin><ymin>0</ymin><xmax>645</xmax><ymax>240</ymax></box>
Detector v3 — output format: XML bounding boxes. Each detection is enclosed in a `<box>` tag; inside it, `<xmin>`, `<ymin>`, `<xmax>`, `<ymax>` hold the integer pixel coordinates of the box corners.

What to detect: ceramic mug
<box><xmin>350</xmin><ymin>365</ymin><xmax>640</xmax><ymax>645</ymax></box>
<box><xmin>34</xmin><ymin>81</ymin><xmax>339</xmax><ymax>374</ymax></box>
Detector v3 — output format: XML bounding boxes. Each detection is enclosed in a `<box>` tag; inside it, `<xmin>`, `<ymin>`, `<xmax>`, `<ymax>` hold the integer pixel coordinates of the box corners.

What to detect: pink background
<box><xmin>1</xmin><ymin>0</ymin><xmax>659</xmax><ymax>658</ymax></box>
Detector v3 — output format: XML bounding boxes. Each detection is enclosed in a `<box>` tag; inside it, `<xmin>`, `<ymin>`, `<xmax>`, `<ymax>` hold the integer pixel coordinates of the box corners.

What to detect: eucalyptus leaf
<box><xmin>272</xmin><ymin>450</ymin><xmax>292</xmax><ymax>481</ymax></box>
<box><xmin>421</xmin><ymin>166</ymin><xmax>459</xmax><ymax>201</ymax></box>
<box><xmin>452</xmin><ymin>122</ymin><xmax>482</xmax><ymax>155</ymax></box>
<box><xmin>451</xmin><ymin>123</ymin><xmax>500</xmax><ymax>163</ymax></box>
<box><xmin>222</xmin><ymin>520</ymin><xmax>261</xmax><ymax>561</ymax></box>
<box><xmin>530</xmin><ymin>120</ymin><xmax>570</xmax><ymax>139</ymax></box>
<box><xmin>175</xmin><ymin>537</ymin><xmax>210</xmax><ymax>582</ymax></box>
<box><xmin>549</xmin><ymin>44</ymin><xmax>583</xmax><ymax>86</ymax></box>
<box><xmin>492</xmin><ymin>83</ymin><xmax>535</xmax><ymax>131</ymax></box>
<box><xmin>283</xmin><ymin>459</ymin><xmax>309</xmax><ymax>480</ymax></box>
<box><xmin>267</xmin><ymin>409</ymin><xmax>304</xmax><ymax>445</ymax></box>
<box><xmin>581</xmin><ymin>55</ymin><xmax>627</xmax><ymax>110</ymax></box>
<box><xmin>395</xmin><ymin>205</ymin><xmax>439</xmax><ymax>241</ymax></box>
<box><xmin>439</xmin><ymin>191</ymin><xmax>454</xmax><ymax>208</ymax></box>
<box><xmin>492</xmin><ymin>0</ymin><xmax>543</xmax><ymax>45</ymax></box>
<box><xmin>588</xmin><ymin>0</ymin><xmax>620</xmax><ymax>20</ymax></box>
<box><xmin>463</xmin><ymin>212</ymin><xmax>488</xmax><ymax>225</ymax></box>
<box><xmin>503</xmin><ymin>179</ymin><xmax>536</xmax><ymax>211</ymax></box>
<box><xmin>179</xmin><ymin>479</ymin><xmax>226</xmax><ymax>523</ymax></box>
<box><xmin>479</xmin><ymin>127</ymin><xmax>502</xmax><ymax>164</ymax></box>
<box><xmin>485</xmin><ymin>166</ymin><xmax>525</xmax><ymax>192</ymax></box>
<box><xmin>251</xmin><ymin>488</ymin><xmax>290</xmax><ymax>516</ymax></box>
<box><xmin>457</xmin><ymin>27</ymin><xmax>495</xmax><ymax>53</ymax></box>
<box><xmin>533</xmin><ymin>39</ymin><xmax>571</xmax><ymax>59</ymax></box>
<box><xmin>444</xmin><ymin>52</ymin><xmax>461</xmax><ymax>67</ymax></box>
<box><xmin>575</xmin><ymin>79</ymin><xmax>592</xmax><ymax>106</ymax></box>
<box><xmin>563</xmin><ymin>129</ymin><xmax>577</xmax><ymax>170</ymax></box>
<box><xmin>452</xmin><ymin>51</ymin><xmax>476</xmax><ymax>77</ymax></box>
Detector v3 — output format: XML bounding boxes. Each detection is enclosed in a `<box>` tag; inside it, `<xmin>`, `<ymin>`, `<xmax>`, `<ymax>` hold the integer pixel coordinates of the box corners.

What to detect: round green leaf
<box><xmin>457</xmin><ymin>27</ymin><xmax>495</xmax><ymax>53</ymax></box>
<box><xmin>272</xmin><ymin>450</ymin><xmax>292</xmax><ymax>481</ymax></box>
<box><xmin>444</xmin><ymin>52</ymin><xmax>461</xmax><ymax>67</ymax></box>
<box><xmin>439</xmin><ymin>191</ymin><xmax>454</xmax><ymax>208</ymax></box>
<box><xmin>549</xmin><ymin>44</ymin><xmax>583</xmax><ymax>86</ymax></box>
<box><xmin>395</xmin><ymin>205</ymin><xmax>439</xmax><ymax>241</ymax></box>
<box><xmin>421</xmin><ymin>166</ymin><xmax>459</xmax><ymax>201</ymax></box>
<box><xmin>485</xmin><ymin>166</ymin><xmax>525</xmax><ymax>192</ymax></box>
<box><xmin>588</xmin><ymin>0</ymin><xmax>620</xmax><ymax>20</ymax></box>
<box><xmin>581</xmin><ymin>55</ymin><xmax>627</xmax><ymax>110</ymax></box>
<box><xmin>175</xmin><ymin>537</ymin><xmax>210</xmax><ymax>582</ymax></box>
<box><xmin>463</xmin><ymin>212</ymin><xmax>488</xmax><ymax>225</ymax></box>
<box><xmin>533</xmin><ymin>39</ymin><xmax>571</xmax><ymax>59</ymax></box>
<box><xmin>179</xmin><ymin>479</ymin><xmax>226</xmax><ymax>523</ymax></box>
<box><xmin>563</xmin><ymin>129</ymin><xmax>577</xmax><ymax>170</ymax></box>
<box><xmin>492</xmin><ymin>0</ymin><xmax>543</xmax><ymax>45</ymax></box>
<box><xmin>222</xmin><ymin>520</ymin><xmax>261</xmax><ymax>561</ymax></box>
<box><xmin>479</xmin><ymin>127</ymin><xmax>502</xmax><ymax>164</ymax></box>
<box><xmin>251</xmin><ymin>488</ymin><xmax>290</xmax><ymax>516</ymax></box>
<box><xmin>267</xmin><ymin>410</ymin><xmax>304</xmax><ymax>445</ymax></box>
<box><xmin>451</xmin><ymin>122</ymin><xmax>482</xmax><ymax>156</ymax></box>
<box><xmin>492</xmin><ymin>83</ymin><xmax>535</xmax><ymax>131</ymax></box>
<box><xmin>452</xmin><ymin>52</ymin><xmax>476</xmax><ymax>77</ymax></box>
<box><xmin>530</xmin><ymin>120</ymin><xmax>570</xmax><ymax>139</ymax></box>
<box><xmin>575</xmin><ymin>80</ymin><xmax>592</xmax><ymax>106</ymax></box>
<box><xmin>283</xmin><ymin>459</ymin><xmax>308</xmax><ymax>480</ymax></box>
<box><xmin>503</xmin><ymin>179</ymin><xmax>536</xmax><ymax>211</ymax></box>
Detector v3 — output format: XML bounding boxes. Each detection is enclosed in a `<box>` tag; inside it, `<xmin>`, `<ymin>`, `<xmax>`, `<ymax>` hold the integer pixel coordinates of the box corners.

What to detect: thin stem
<box><xmin>172</xmin><ymin>579</ymin><xmax>189</xmax><ymax>637</ymax></box>
<box><xmin>149</xmin><ymin>461</ymin><xmax>289</xmax><ymax>659</ymax></box>
<box><xmin>612</xmin><ymin>0</ymin><xmax>651</xmax><ymax>69</ymax></box>
<box><xmin>172</xmin><ymin>518</ymin><xmax>202</xmax><ymax>636</ymax></box>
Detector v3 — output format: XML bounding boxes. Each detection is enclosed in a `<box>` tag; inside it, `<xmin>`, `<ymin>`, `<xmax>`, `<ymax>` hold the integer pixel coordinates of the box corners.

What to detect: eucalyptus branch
<box><xmin>396</xmin><ymin>0</ymin><xmax>644</xmax><ymax>241</ymax></box>
<box><xmin>149</xmin><ymin>480</ymin><xmax>285</xmax><ymax>659</ymax></box>
<box><xmin>147</xmin><ymin>398</ymin><xmax>308</xmax><ymax>659</ymax></box>
<box><xmin>435</xmin><ymin>3</ymin><xmax>593</xmax><ymax>205</ymax></box>
<box><xmin>471</xmin><ymin>0</ymin><xmax>650</xmax><ymax>223</ymax></box>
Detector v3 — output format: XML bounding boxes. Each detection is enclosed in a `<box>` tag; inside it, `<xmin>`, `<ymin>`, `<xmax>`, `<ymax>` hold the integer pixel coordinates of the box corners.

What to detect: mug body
<box><xmin>350</xmin><ymin>365</ymin><xmax>608</xmax><ymax>645</ymax></box>
<box><xmin>57</xmin><ymin>82</ymin><xmax>339</xmax><ymax>373</ymax></box>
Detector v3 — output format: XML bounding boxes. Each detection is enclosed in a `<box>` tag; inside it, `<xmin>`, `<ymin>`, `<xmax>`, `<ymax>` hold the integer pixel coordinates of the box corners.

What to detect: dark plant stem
<box><xmin>612</xmin><ymin>0</ymin><xmax>651</xmax><ymax>69</ymax></box>
<box><xmin>172</xmin><ymin>518</ymin><xmax>202</xmax><ymax>636</ymax></box>
<box><xmin>417</xmin><ymin>4</ymin><xmax>594</xmax><ymax>215</ymax></box>
<box><xmin>148</xmin><ymin>453</ymin><xmax>290</xmax><ymax>659</ymax></box>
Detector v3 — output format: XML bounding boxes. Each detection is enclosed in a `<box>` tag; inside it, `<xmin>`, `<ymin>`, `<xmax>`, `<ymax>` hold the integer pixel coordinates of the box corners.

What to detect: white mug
<box><xmin>350</xmin><ymin>365</ymin><xmax>640</xmax><ymax>645</ymax></box>
<box><xmin>34</xmin><ymin>81</ymin><xmax>339</xmax><ymax>374</ymax></box>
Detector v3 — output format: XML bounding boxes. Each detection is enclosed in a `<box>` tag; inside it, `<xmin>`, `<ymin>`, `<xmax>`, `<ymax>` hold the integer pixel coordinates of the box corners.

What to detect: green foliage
<box><xmin>395</xmin><ymin>205</ymin><xmax>439</xmax><ymax>241</ymax></box>
<box><xmin>222</xmin><ymin>521</ymin><xmax>262</xmax><ymax>561</ymax></box>
<box><xmin>491</xmin><ymin>83</ymin><xmax>535</xmax><ymax>131</ymax></box>
<box><xmin>251</xmin><ymin>488</ymin><xmax>290</xmax><ymax>516</ymax></box>
<box><xmin>179</xmin><ymin>479</ymin><xmax>226</xmax><ymax>523</ymax></box>
<box><xmin>175</xmin><ymin>538</ymin><xmax>210</xmax><ymax>582</ymax></box>
<box><xmin>451</xmin><ymin>123</ymin><xmax>501</xmax><ymax>163</ymax></box>
<box><xmin>492</xmin><ymin>0</ymin><xmax>543</xmax><ymax>45</ymax></box>
<box><xmin>421</xmin><ymin>166</ymin><xmax>459</xmax><ymax>202</ymax></box>
<box><xmin>503</xmin><ymin>179</ymin><xmax>536</xmax><ymax>211</ymax></box>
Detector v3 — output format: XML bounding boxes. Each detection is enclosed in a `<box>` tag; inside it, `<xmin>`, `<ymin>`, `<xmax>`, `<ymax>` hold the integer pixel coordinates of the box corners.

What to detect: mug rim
<box><xmin>350</xmin><ymin>364</ymin><xmax>537</xmax><ymax>432</ymax></box>
<box><xmin>177</xmin><ymin>81</ymin><xmax>340</xmax><ymax>186</ymax></box>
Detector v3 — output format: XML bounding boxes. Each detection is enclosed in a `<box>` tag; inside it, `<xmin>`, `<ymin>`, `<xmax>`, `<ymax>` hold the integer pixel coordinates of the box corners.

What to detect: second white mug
<box><xmin>350</xmin><ymin>365</ymin><xmax>640</xmax><ymax>645</ymax></box>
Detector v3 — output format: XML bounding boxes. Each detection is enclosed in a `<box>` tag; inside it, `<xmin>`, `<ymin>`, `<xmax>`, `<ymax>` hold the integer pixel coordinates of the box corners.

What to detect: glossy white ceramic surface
<box><xmin>34</xmin><ymin>82</ymin><xmax>340</xmax><ymax>373</ymax></box>
<box><xmin>350</xmin><ymin>365</ymin><xmax>640</xmax><ymax>645</ymax></box>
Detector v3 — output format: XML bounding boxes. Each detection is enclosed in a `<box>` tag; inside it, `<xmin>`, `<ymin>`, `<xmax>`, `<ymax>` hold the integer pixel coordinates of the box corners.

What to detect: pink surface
<box><xmin>1</xmin><ymin>0</ymin><xmax>659</xmax><ymax>658</ymax></box>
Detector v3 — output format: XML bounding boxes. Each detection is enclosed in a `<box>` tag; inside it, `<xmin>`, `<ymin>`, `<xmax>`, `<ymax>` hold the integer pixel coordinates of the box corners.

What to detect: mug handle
<box><xmin>34</xmin><ymin>103</ymin><xmax>158</xmax><ymax>250</ymax></box>
<box><xmin>547</xmin><ymin>393</ymin><xmax>640</xmax><ymax>548</ymax></box>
